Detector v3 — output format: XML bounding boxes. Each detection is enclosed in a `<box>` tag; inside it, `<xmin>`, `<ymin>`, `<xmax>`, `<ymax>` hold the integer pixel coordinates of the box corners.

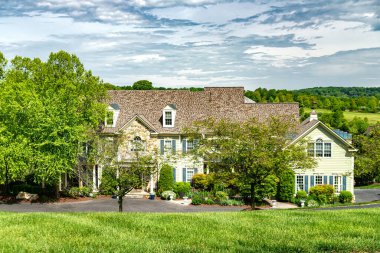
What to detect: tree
<box><xmin>354</xmin><ymin>124</ymin><xmax>380</xmax><ymax>185</ymax></box>
<box><xmin>185</xmin><ymin>117</ymin><xmax>316</xmax><ymax>209</ymax></box>
<box><xmin>0</xmin><ymin>51</ymin><xmax>107</xmax><ymax>192</ymax></box>
<box><xmin>132</xmin><ymin>80</ymin><xmax>153</xmax><ymax>90</ymax></box>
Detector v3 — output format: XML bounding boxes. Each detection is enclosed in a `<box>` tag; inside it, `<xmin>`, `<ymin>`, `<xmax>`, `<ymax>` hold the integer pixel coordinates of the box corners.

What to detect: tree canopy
<box><xmin>0</xmin><ymin>51</ymin><xmax>107</xmax><ymax>190</ymax></box>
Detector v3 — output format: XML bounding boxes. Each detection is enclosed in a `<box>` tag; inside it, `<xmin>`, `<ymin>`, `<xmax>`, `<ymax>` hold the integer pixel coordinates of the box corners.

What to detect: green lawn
<box><xmin>0</xmin><ymin>209</ymin><xmax>379</xmax><ymax>252</ymax></box>
<box><xmin>355</xmin><ymin>183</ymin><xmax>380</xmax><ymax>189</ymax></box>
<box><xmin>304</xmin><ymin>108</ymin><xmax>380</xmax><ymax>125</ymax></box>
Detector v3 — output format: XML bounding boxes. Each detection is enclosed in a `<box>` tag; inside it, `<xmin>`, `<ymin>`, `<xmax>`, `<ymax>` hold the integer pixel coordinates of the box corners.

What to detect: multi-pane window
<box><xmin>186</xmin><ymin>168</ymin><xmax>195</xmax><ymax>182</ymax></box>
<box><xmin>165</xmin><ymin>111</ymin><xmax>172</xmax><ymax>126</ymax></box>
<box><xmin>164</xmin><ymin>140</ymin><xmax>172</xmax><ymax>150</ymax></box>
<box><xmin>315</xmin><ymin>175</ymin><xmax>323</xmax><ymax>185</ymax></box>
<box><xmin>131</xmin><ymin>136</ymin><xmax>145</xmax><ymax>151</ymax></box>
<box><xmin>105</xmin><ymin>111</ymin><xmax>114</xmax><ymax>127</ymax></box>
<box><xmin>187</xmin><ymin>140</ymin><xmax>194</xmax><ymax>151</ymax></box>
<box><xmin>324</xmin><ymin>143</ymin><xmax>331</xmax><ymax>157</ymax></box>
<box><xmin>308</xmin><ymin>139</ymin><xmax>332</xmax><ymax>157</ymax></box>
<box><xmin>296</xmin><ymin>175</ymin><xmax>304</xmax><ymax>191</ymax></box>
<box><xmin>333</xmin><ymin>176</ymin><xmax>342</xmax><ymax>193</ymax></box>
<box><xmin>315</xmin><ymin>139</ymin><xmax>323</xmax><ymax>157</ymax></box>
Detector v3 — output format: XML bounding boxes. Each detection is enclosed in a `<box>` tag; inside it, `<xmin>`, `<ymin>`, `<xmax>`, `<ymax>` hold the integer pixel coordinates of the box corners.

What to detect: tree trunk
<box><xmin>118</xmin><ymin>194</ymin><xmax>123</xmax><ymax>212</ymax></box>
<box><xmin>250</xmin><ymin>182</ymin><xmax>256</xmax><ymax>210</ymax></box>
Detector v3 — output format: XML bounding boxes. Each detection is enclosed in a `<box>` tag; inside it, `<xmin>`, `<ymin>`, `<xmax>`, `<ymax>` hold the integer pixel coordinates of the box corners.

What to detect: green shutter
<box><xmin>323</xmin><ymin>176</ymin><xmax>328</xmax><ymax>184</ymax></box>
<box><xmin>343</xmin><ymin>176</ymin><xmax>347</xmax><ymax>191</ymax></box>
<box><xmin>329</xmin><ymin>176</ymin><xmax>333</xmax><ymax>185</ymax></box>
<box><xmin>182</xmin><ymin>139</ymin><xmax>187</xmax><ymax>154</ymax></box>
<box><xmin>160</xmin><ymin>140</ymin><xmax>164</xmax><ymax>155</ymax></box>
<box><xmin>172</xmin><ymin>140</ymin><xmax>176</xmax><ymax>154</ymax></box>
<box><xmin>182</xmin><ymin>168</ymin><xmax>186</xmax><ymax>182</ymax></box>
<box><xmin>194</xmin><ymin>168</ymin><xmax>198</xmax><ymax>174</ymax></box>
<box><xmin>311</xmin><ymin>176</ymin><xmax>314</xmax><ymax>187</ymax></box>
<box><xmin>173</xmin><ymin>168</ymin><xmax>176</xmax><ymax>183</ymax></box>
<box><xmin>304</xmin><ymin>175</ymin><xmax>309</xmax><ymax>193</ymax></box>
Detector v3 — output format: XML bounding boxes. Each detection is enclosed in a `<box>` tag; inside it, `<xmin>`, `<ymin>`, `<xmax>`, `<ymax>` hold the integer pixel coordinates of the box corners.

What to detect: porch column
<box><xmin>150</xmin><ymin>173</ymin><xmax>155</xmax><ymax>194</ymax></box>
<box><xmin>92</xmin><ymin>165</ymin><xmax>97</xmax><ymax>192</ymax></box>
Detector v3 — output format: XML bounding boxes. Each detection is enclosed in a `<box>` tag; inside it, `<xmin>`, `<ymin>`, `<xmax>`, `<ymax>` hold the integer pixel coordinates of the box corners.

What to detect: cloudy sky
<box><xmin>0</xmin><ymin>0</ymin><xmax>379</xmax><ymax>89</ymax></box>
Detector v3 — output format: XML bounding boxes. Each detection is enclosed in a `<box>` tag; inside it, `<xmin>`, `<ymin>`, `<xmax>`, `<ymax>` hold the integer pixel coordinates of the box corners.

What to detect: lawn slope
<box><xmin>304</xmin><ymin>108</ymin><xmax>380</xmax><ymax>125</ymax></box>
<box><xmin>0</xmin><ymin>209</ymin><xmax>379</xmax><ymax>252</ymax></box>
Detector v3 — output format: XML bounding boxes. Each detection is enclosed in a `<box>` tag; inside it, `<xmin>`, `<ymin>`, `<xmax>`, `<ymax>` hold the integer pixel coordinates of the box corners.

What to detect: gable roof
<box><xmin>103</xmin><ymin>87</ymin><xmax>299</xmax><ymax>134</ymax></box>
<box><xmin>289</xmin><ymin>117</ymin><xmax>357</xmax><ymax>151</ymax></box>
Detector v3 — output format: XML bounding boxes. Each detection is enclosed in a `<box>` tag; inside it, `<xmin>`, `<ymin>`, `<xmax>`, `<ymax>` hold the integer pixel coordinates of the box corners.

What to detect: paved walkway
<box><xmin>0</xmin><ymin>198</ymin><xmax>246</xmax><ymax>213</ymax></box>
<box><xmin>354</xmin><ymin>189</ymin><xmax>380</xmax><ymax>203</ymax></box>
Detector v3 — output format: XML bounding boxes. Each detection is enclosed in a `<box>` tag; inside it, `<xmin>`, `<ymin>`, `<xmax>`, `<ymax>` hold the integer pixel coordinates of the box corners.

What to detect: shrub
<box><xmin>296</xmin><ymin>190</ymin><xmax>308</xmax><ymax>200</ymax></box>
<box><xmin>191</xmin><ymin>174</ymin><xmax>209</xmax><ymax>190</ymax></box>
<box><xmin>68</xmin><ymin>187</ymin><xmax>80</xmax><ymax>198</ymax></box>
<box><xmin>173</xmin><ymin>182</ymin><xmax>191</xmax><ymax>198</ymax></box>
<box><xmin>99</xmin><ymin>167</ymin><xmax>117</xmax><ymax>195</ymax></box>
<box><xmin>161</xmin><ymin>190</ymin><xmax>176</xmax><ymax>200</ymax></box>
<box><xmin>158</xmin><ymin>164</ymin><xmax>174</xmax><ymax>194</ymax></box>
<box><xmin>220</xmin><ymin>199</ymin><xmax>244</xmax><ymax>206</ymax></box>
<box><xmin>307</xmin><ymin>199</ymin><xmax>319</xmax><ymax>207</ymax></box>
<box><xmin>277</xmin><ymin>169</ymin><xmax>295</xmax><ymax>202</ymax></box>
<box><xmin>191</xmin><ymin>195</ymin><xmax>202</xmax><ymax>205</ymax></box>
<box><xmin>214</xmin><ymin>191</ymin><xmax>229</xmax><ymax>202</ymax></box>
<box><xmin>339</xmin><ymin>191</ymin><xmax>353</xmax><ymax>203</ymax></box>
<box><xmin>203</xmin><ymin>198</ymin><xmax>215</xmax><ymax>205</ymax></box>
<box><xmin>79</xmin><ymin>186</ymin><xmax>91</xmax><ymax>197</ymax></box>
<box><xmin>309</xmin><ymin>185</ymin><xmax>335</xmax><ymax>204</ymax></box>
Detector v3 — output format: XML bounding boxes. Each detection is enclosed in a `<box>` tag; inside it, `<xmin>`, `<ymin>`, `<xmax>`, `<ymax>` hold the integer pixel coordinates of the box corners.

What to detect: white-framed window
<box><xmin>165</xmin><ymin>111</ymin><xmax>172</xmax><ymax>126</ymax></box>
<box><xmin>105</xmin><ymin>110</ymin><xmax>114</xmax><ymax>127</ymax></box>
<box><xmin>333</xmin><ymin>176</ymin><xmax>342</xmax><ymax>193</ymax></box>
<box><xmin>296</xmin><ymin>175</ymin><xmax>304</xmax><ymax>191</ymax></box>
<box><xmin>131</xmin><ymin>136</ymin><xmax>145</xmax><ymax>151</ymax></box>
<box><xmin>186</xmin><ymin>140</ymin><xmax>194</xmax><ymax>151</ymax></box>
<box><xmin>164</xmin><ymin>140</ymin><xmax>172</xmax><ymax>150</ymax></box>
<box><xmin>315</xmin><ymin>175</ymin><xmax>323</xmax><ymax>185</ymax></box>
<box><xmin>308</xmin><ymin>139</ymin><xmax>332</xmax><ymax>157</ymax></box>
<box><xmin>186</xmin><ymin>168</ymin><xmax>195</xmax><ymax>182</ymax></box>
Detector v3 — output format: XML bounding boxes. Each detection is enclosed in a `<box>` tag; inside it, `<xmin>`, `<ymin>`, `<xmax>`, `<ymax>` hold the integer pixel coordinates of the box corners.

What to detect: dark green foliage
<box><xmin>214</xmin><ymin>191</ymin><xmax>228</xmax><ymax>202</ymax></box>
<box><xmin>339</xmin><ymin>191</ymin><xmax>353</xmax><ymax>203</ymax></box>
<box><xmin>99</xmin><ymin>167</ymin><xmax>118</xmax><ymax>195</ymax></box>
<box><xmin>173</xmin><ymin>182</ymin><xmax>191</xmax><ymax>198</ymax></box>
<box><xmin>132</xmin><ymin>80</ymin><xmax>153</xmax><ymax>90</ymax></box>
<box><xmin>296</xmin><ymin>190</ymin><xmax>308</xmax><ymax>200</ymax></box>
<box><xmin>257</xmin><ymin>175</ymin><xmax>279</xmax><ymax>200</ymax></box>
<box><xmin>220</xmin><ymin>199</ymin><xmax>245</xmax><ymax>206</ymax></box>
<box><xmin>309</xmin><ymin>185</ymin><xmax>335</xmax><ymax>204</ymax></box>
<box><xmin>68</xmin><ymin>187</ymin><xmax>80</xmax><ymax>198</ymax></box>
<box><xmin>191</xmin><ymin>173</ymin><xmax>209</xmax><ymax>190</ymax></box>
<box><xmin>277</xmin><ymin>169</ymin><xmax>295</xmax><ymax>201</ymax></box>
<box><xmin>203</xmin><ymin>198</ymin><xmax>215</xmax><ymax>205</ymax></box>
<box><xmin>191</xmin><ymin>195</ymin><xmax>202</xmax><ymax>205</ymax></box>
<box><xmin>79</xmin><ymin>186</ymin><xmax>91</xmax><ymax>197</ymax></box>
<box><xmin>158</xmin><ymin>164</ymin><xmax>174</xmax><ymax>194</ymax></box>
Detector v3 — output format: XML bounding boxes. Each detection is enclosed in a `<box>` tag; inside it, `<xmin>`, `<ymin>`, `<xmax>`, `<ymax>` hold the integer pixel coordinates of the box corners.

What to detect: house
<box><xmin>95</xmin><ymin>87</ymin><xmax>298</xmax><ymax>193</ymax></box>
<box><xmin>94</xmin><ymin>87</ymin><xmax>356</xmax><ymax>197</ymax></box>
<box><xmin>289</xmin><ymin>110</ymin><xmax>357</xmax><ymax>197</ymax></box>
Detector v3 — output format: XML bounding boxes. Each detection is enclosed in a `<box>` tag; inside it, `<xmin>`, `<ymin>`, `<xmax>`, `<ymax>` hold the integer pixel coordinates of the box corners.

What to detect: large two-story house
<box><xmin>94</xmin><ymin>87</ymin><xmax>356</xmax><ymax>197</ymax></box>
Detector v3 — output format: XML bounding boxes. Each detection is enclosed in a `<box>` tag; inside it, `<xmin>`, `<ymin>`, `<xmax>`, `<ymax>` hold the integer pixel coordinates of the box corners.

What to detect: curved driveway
<box><xmin>355</xmin><ymin>189</ymin><xmax>380</xmax><ymax>203</ymax></box>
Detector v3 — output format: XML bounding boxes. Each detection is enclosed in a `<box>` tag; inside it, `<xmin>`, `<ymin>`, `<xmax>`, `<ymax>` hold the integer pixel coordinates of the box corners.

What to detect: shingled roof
<box><xmin>103</xmin><ymin>87</ymin><xmax>299</xmax><ymax>134</ymax></box>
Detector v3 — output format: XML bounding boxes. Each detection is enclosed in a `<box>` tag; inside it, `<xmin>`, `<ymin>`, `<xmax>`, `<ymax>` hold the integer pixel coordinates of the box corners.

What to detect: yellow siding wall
<box><xmin>294</xmin><ymin>125</ymin><xmax>355</xmax><ymax>195</ymax></box>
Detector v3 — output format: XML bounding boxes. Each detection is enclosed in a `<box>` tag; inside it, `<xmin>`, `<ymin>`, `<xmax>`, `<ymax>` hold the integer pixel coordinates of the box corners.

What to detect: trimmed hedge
<box><xmin>191</xmin><ymin>173</ymin><xmax>209</xmax><ymax>190</ymax></box>
<box><xmin>309</xmin><ymin>185</ymin><xmax>335</xmax><ymax>204</ymax></box>
<box><xmin>158</xmin><ymin>164</ymin><xmax>174</xmax><ymax>194</ymax></box>
<box><xmin>277</xmin><ymin>169</ymin><xmax>295</xmax><ymax>202</ymax></box>
<box><xmin>339</xmin><ymin>191</ymin><xmax>353</xmax><ymax>203</ymax></box>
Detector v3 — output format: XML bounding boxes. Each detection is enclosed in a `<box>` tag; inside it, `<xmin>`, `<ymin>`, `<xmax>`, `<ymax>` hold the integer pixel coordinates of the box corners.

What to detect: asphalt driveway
<box><xmin>0</xmin><ymin>198</ymin><xmax>246</xmax><ymax>213</ymax></box>
<box><xmin>354</xmin><ymin>189</ymin><xmax>380</xmax><ymax>203</ymax></box>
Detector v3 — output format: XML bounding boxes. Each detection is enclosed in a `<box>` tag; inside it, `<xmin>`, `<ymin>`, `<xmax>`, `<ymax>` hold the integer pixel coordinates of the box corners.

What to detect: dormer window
<box><xmin>105</xmin><ymin>104</ymin><xmax>120</xmax><ymax>128</ymax></box>
<box><xmin>163</xmin><ymin>104</ymin><xmax>176</xmax><ymax>127</ymax></box>
<box><xmin>105</xmin><ymin>111</ymin><xmax>114</xmax><ymax>127</ymax></box>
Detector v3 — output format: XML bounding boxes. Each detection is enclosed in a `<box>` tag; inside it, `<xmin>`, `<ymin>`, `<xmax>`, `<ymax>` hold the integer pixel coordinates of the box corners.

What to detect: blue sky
<box><xmin>0</xmin><ymin>0</ymin><xmax>379</xmax><ymax>89</ymax></box>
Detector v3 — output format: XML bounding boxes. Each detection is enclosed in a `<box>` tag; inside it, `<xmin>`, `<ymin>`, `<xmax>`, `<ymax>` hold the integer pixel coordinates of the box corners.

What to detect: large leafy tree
<box><xmin>0</xmin><ymin>51</ymin><xmax>107</xmax><ymax>190</ymax></box>
<box><xmin>354</xmin><ymin>124</ymin><xmax>380</xmax><ymax>185</ymax></box>
<box><xmin>186</xmin><ymin>117</ymin><xmax>316</xmax><ymax>209</ymax></box>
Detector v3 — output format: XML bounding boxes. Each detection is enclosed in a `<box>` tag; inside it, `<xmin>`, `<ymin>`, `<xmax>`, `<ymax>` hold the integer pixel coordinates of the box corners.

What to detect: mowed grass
<box><xmin>304</xmin><ymin>108</ymin><xmax>380</xmax><ymax>125</ymax></box>
<box><xmin>0</xmin><ymin>209</ymin><xmax>379</xmax><ymax>252</ymax></box>
<box><xmin>355</xmin><ymin>183</ymin><xmax>380</xmax><ymax>189</ymax></box>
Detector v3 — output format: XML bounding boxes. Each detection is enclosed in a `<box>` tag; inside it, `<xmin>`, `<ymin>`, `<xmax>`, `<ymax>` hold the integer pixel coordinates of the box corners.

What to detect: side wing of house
<box><xmin>293</xmin><ymin>122</ymin><xmax>356</xmax><ymax>196</ymax></box>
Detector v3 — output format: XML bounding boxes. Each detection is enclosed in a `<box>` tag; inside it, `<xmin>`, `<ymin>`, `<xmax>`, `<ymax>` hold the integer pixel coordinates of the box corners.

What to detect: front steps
<box><xmin>125</xmin><ymin>189</ymin><xmax>150</xmax><ymax>199</ymax></box>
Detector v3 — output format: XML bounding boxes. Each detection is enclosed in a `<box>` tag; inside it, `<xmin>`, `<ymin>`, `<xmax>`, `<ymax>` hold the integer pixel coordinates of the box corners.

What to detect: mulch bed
<box><xmin>0</xmin><ymin>194</ymin><xmax>110</xmax><ymax>204</ymax></box>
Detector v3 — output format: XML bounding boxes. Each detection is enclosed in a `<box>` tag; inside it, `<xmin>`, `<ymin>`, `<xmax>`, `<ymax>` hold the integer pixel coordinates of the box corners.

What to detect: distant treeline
<box><xmin>107</xmin><ymin>82</ymin><xmax>380</xmax><ymax>113</ymax></box>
